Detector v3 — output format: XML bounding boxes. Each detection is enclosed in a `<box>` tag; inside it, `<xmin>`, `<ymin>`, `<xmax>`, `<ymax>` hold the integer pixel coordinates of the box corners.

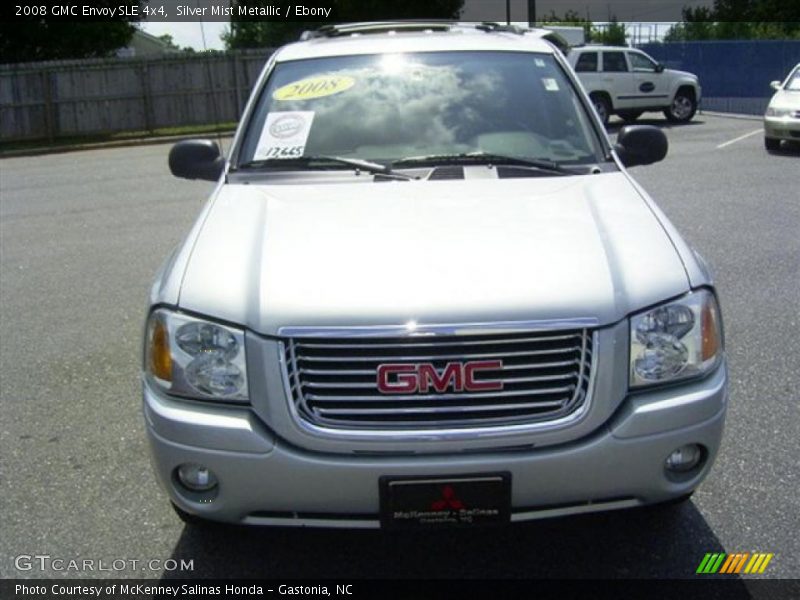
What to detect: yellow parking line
<box><xmin>716</xmin><ymin>129</ymin><xmax>762</xmax><ymax>149</ymax></box>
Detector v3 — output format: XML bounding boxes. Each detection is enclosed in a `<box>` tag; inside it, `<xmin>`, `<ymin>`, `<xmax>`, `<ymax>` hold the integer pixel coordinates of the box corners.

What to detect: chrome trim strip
<box><xmin>278</xmin><ymin>318</ymin><xmax>600</xmax><ymax>338</ymax></box>
<box><xmin>276</xmin><ymin>330</ymin><xmax>599</xmax><ymax>442</ymax></box>
<box><xmin>294</xmin><ymin>333</ymin><xmax>582</xmax><ymax>349</ymax></box>
<box><xmin>302</xmin><ymin>372</ymin><xmax>575</xmax><ymax>388</ymax></box>
<box><xmin>291</xmin><ymin>346</ymin><xmax>581</xmax><ymax>362</ymax></box>
<box><xmin>305</xmin><ymin>386</ymin><xmax>574</xmax><ymax>402</ymax></box>
<box><xmin>298</xmin><ymin>359</ymin><xmax>580</xmax><ymax>376</ymax></box>
<box><xmin>316</xmin><ymin>400</ymin><xmax>565</xmax><ymax>416</ymax></box>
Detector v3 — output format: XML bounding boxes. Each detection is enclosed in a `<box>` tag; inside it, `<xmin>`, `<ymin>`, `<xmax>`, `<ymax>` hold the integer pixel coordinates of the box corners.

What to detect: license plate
<box><xmin>379</xmin><ymin>473</ymin><xmax>511</xmax><ymax>528</ymax></box>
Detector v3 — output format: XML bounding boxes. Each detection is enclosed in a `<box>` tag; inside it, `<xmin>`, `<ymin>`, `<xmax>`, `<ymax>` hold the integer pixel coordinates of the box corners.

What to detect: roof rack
<box><xmin>300</xmin><ymin>21</ymin><xmax>535</xmax><ymax>41</ymax></box>
<box><xmin>301</xmin><ymin>21</ymin><xmax>458</xmax><ymax>40</ymax></box>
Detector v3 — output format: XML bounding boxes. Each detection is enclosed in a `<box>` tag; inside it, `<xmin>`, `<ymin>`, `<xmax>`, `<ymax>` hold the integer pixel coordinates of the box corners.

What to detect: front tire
<box><xmin>764</xmin><ymin>137</ymin><xmax>781</xmax><ymax>152</ymax></box>
<box><xmin>664</xmin><ymin>89</ymin><xmax>697</xmax><ymax>122</ymax></box>
<box><xmin>591</xmin><ymin>94</ymin><xmax>611</xmax><ymax>126</ymax></box>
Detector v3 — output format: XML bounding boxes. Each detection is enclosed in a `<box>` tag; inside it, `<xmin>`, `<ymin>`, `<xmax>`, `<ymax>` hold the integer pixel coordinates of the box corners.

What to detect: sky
<box><xmin>137</xmin><ymin>0</ymin><xmax>713</xmax><ymax>51</ymax></box>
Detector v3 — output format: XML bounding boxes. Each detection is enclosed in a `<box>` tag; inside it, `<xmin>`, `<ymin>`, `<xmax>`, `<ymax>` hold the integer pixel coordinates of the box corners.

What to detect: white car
<box><xmin>568</xmin><ymin>46</ymin><xmax>702</xmax><ymax>125</ymax></box>
<box><xmin>764</xmin><ymin>63</ymin><xmax>800</xmax><ymax>151</ymax></box>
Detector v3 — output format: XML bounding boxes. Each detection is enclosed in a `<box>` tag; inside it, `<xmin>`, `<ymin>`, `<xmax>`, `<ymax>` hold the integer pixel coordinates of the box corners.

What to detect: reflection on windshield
<box><xmin>787</xmin><ymin>69</ymin><xmax>800</xmax><ymax>91</ymax></box>
<box><xmin>240</xmin><ymin>52</ymin><xmax>604</xmax><ymax>167</ymax></box>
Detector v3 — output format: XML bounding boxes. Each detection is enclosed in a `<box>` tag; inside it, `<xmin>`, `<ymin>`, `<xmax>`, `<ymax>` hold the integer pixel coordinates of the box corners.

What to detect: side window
<box><xmin>629</xmin><ymin>52</ymin><xmax>657</xmax><ymax>72</ymax></box>
<box><xmin>602</xmin><ymin>52</ymin><xmax>628</xmax><ymax>73</ymax></box>
<box><xmin>574</xmin><ymin>52</ymin><xmax>598</xmax><ymax>73</ymax></box>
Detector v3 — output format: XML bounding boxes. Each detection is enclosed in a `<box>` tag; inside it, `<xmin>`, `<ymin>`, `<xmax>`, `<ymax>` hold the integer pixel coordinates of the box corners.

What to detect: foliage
<box><xmin>223</xmin><ymin>0</ymin><xmax>464</xmax><ymax>48</ymax></box>
<box><xmin>665</xmin><ymin>1</ymin><xmax>800</xmax><ymax>40</ymax></box>
<box><xmin>540</xmin><ymin>10</ymin><xmax>628</xmax><ymax>46</ymax></box>
<box><xmin>592</xmin><ymin>18</ymin><xmax>628</xmax><ymax>46</ymax></box>
<box><xmin>0</xmin><ymin>2</ymin><xmax>138</xmax><ymax>63</ymax></box>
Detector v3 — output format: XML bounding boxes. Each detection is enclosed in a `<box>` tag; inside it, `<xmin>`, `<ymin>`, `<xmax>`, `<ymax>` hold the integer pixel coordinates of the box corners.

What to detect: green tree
<box><xmin>592</xmin><ymin>17</ymin><xmax>627</xmax><ymax>46</ymax></box>
<box><xmin>539</xmin><ymin>9</ymin><xmax>594</xmax><ymax>42</ymax></box>
<box><xmin>665</xmin><ymin>1</ymin><xmax>800</xmax><ymax>40</ymax></box>
<box><xmin>539</xmin><ymin>10</ymin><xmax>628</xmax><ymax>46</ymax></box>
<box><xmin>0</xmin><ymin>2</ymin><xmax>138</xmax><ymax>63</ymax></box>
<box><xmin>224</xmin><ymin>0</ymin><xmax>464</xmax><ymax>49</ymax></box>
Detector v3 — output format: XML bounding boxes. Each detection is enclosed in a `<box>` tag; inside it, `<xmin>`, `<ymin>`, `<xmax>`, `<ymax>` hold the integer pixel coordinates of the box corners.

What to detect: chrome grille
<box><xmin>282</xmin><ymin>329</ymin><xmax>593</xmax><ymax>430</ymax></box>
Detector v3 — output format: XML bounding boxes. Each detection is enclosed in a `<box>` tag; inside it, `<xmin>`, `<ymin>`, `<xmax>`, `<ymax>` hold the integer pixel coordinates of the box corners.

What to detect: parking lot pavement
<box><xmin>0</xmin><ymin>115</ymin><xmax>797</xmax><ymax>580</ymax></box>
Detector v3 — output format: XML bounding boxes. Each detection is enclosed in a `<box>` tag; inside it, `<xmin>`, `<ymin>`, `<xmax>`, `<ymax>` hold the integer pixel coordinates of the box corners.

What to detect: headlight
<box><xmin>144</xmin><ymin>309</ymin><xmax>248</xmax><ymax>402</ymax></box>
<box><xmin>766</xmin><ymin>107</ymin><xmax>791</xmax><ymax>117</ymax></box>
<box><xmin>630</xmin><ymin>289</ymin><xmax>722</xmax><ymax>388</ymax></box>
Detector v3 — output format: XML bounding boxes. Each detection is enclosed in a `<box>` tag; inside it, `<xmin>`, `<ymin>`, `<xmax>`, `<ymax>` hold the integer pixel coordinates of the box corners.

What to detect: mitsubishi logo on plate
<box><xmin>376</xmin><ymin>361</ymin><xmax>504</xmax><ymax>394</ymax></box>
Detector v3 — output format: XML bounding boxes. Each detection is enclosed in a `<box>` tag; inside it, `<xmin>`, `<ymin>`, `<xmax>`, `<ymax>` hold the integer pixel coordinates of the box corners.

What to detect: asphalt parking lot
<box><xmin>1</xmin><ymin>113</ymin><xmax>798</xmax><ymax>581</ymax></box>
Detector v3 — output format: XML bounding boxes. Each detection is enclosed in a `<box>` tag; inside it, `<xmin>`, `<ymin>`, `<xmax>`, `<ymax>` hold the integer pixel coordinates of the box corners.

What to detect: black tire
<box><xmin>590</xmin><ymin>94</ymin><xmax>611</xmax><ymax>126</ymax></box>
<box><xmin>619</xmin><ymin>110</ymin><xmax>643</xmax><ymax>123</ymax></box>
<box><xmin>171</xmin><ymin>502</ymin><xmax>215</xmax><ymax>527</ymax></box>
<box><xmin>664</xmin><ymin>89</ymin><xmax>697</xmax><ymax>123</ymax></box>
<box><xmin>764</xmin><ymin>137</ymin><xmax>781</xmax><ymax>152</ymax></box>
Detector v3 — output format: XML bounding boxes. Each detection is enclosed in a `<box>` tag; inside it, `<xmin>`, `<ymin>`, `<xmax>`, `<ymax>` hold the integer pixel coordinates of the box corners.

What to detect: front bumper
<box><xmin>764</xmin><ymin>115</ymin><xmax>800</xmax><ymax>141</ymax></box>
<box><xmin>144</xmin><ymin>364</ymin><xmax>727</xmax><ymax>527</ymax></box>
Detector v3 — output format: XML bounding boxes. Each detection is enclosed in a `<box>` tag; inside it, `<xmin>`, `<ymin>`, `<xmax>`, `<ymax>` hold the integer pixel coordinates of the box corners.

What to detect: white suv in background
<box><xmin>568</xmin><ymin>46</ymin><xmax>702</xmax><ymax>125</ymax></box>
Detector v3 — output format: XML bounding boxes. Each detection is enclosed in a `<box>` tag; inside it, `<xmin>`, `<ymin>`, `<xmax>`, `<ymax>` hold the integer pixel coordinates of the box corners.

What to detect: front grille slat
<box><xmin>282</xmin><ymin>328</ymin><xmax>593</xmax><ymax>430</ymax></box>
<box><xmin>316</xmin><ymin>400</ymin><xmax>566</xmax><ymax>416</ymax></box>
<box><xmin>295</xmin><ymin>333</ymin><xmax>580</xmax><ymax>350</ymax></box>
<box><xmin>298</xmin><ymin>358</ymin><xmax>581</xmax><ymax>376</ymax></box>
<box><xmin>304</xmin><ymin>385</ymin><xmax>575</xmax><ymax>402</ymax></box>
<box><xmin>296</xmin><ymin>347</ymin><xmax>581</xmax><ymax>362</ymax></box>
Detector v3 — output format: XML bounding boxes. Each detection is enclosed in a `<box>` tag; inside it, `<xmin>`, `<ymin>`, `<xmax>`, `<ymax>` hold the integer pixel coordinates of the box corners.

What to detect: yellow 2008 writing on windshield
<box><xmin>273</xmin><ymin>76</ymin><xmax>355</xmax><ymax>101</ymax></box>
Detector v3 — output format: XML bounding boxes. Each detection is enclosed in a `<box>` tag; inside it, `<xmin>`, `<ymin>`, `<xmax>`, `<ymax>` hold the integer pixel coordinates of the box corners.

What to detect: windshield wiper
<box><xmin>391</xmin><ymin>152</ymin><xmax>573</xmax><ymax>174</ymax></box>
<box><xmin>235</xmin><ymin>155</ymin><xmax>414</xmax><ymax>180</ymax></box>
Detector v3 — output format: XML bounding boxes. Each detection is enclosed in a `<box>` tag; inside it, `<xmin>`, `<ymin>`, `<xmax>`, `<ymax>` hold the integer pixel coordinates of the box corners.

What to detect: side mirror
<box><xmin>770</xmin><ymin>80</ymin><xmax>781</xmax><ymax>91</ymax></box>
<box><xmin>655</xmin><ymin>63</ymin><xmax>665</xmax><ymax>73</ymax></box>
<box><xmin>615</xmin><ymin>125</ymin><xmax>668</xmax><ymax>168</ymax></box>
<box><xmin>168</xmin><ymin>139</ymin><xmax>224</xmax><ymax>181</ymax></box>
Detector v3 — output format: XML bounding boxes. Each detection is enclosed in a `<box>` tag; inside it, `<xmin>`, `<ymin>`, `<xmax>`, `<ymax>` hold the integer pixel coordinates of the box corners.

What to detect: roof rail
<box><xmin>473</xmin><ymin>22</ymin><xmax>528</xmax><ymax>35</ymax></box>
<box><xmin>301</xmin><ymin>21</ymin><xmax>458</xmax><ymax>40</ymax></box>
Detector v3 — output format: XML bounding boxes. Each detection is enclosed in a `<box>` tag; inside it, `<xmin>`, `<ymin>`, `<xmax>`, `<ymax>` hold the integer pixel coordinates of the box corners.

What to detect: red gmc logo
<box><xmin>377</xmin><ymin>360</ymin><xmax>504</xmax><ymax>394</ymax></box>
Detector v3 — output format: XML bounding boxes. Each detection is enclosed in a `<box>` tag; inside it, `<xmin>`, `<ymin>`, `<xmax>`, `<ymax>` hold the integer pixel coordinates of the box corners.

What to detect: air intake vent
<box><xmin>428</xmin><ymin>166</ymin><xmax>465</xmax><ymax>180</ymax></box>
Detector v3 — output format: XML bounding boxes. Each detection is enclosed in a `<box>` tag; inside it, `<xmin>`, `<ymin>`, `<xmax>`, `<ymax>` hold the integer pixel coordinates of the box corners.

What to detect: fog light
<box><xmin>665</xmin><ymin>444</ymin><xmax>702</xmax><ymax>472</ymax></box>
<box><xmin>177</xmin><ymin>463</ymin><xmax>218</xmax><ymax>491</ymax></box>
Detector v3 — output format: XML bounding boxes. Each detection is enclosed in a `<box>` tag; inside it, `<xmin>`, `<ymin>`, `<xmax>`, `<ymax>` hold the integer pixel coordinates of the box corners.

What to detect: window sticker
<box><xmin>542</xmin><ymin>78</ymin><xmax>559</xmax><ymax>92</ymax></box>
<box><xmin>253</xmin><ymin>111</ymin><xmax>315</xmax><ymax>160</ymax></box>
<box><xmin>273</xmin><ymin>75</ymin><xmax>355</xmax><ymax>101</ymax></box>
<box><xmin>534</xmin><ymin>58</ymin><xmax>546</xmax><ymax>67</ymax></box>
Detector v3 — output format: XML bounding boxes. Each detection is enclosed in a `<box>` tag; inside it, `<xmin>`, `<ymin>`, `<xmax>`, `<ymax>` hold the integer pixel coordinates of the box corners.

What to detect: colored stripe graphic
<box><xmin>696</xmin><ymin>553</ymin><xmax>714</xmax><ymax>574</ymax></box>
<box><xmin>720</xmin><ymin>554</ymin><xmax>737</xmax><ymax>574</ymax></box>
<box><xmin>733</xmin><ymin>553</ymin><xmax>750</xmax><ymax>574</ymax></box>
<box><xmin>696</xmin><ymin>552</ymin><xmax>774</xmax><ymax>574</ymax></box>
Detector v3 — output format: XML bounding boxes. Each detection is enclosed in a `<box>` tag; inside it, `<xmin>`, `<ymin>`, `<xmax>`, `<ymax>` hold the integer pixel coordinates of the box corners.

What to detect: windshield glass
<box><xmin>786</xmin><ymin>66</ymin><xmax>800</xmax><ymax>91</ymax></box>
<box><xmin>238</xmin><ymin>51</ymin><xmax>605</xmax><ymax>168</ymax></box>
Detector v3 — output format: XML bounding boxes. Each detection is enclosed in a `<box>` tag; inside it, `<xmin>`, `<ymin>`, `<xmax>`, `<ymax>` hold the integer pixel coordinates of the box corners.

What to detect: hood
<box><xmin>666</xmin><ymin>69</ymin><xmax>698</xmax><ymax>81</ymax></box>
<box><xmin>178</xmin><ymin>173</ymin><xmax>689</xmax><ymax>335</ymax></box>
<box><xmin>769</xmin><ymin>89</ymin><xmax>800</xmax><ymax>110</ymax></box>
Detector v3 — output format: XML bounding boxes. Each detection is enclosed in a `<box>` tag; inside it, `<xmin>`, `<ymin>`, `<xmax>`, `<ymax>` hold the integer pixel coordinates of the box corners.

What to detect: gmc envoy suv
<box><xmin>143</xmin><ymin>22</ymin><xmax>727</xmax><ymax>528</ymax></box>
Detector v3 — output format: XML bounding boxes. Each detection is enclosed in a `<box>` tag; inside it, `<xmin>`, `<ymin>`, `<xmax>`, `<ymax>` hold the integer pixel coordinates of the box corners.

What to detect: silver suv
<box><xmin>143</xmin><ymin>22</ymin><xmax>727</xmax><ymax>528</ymax></box>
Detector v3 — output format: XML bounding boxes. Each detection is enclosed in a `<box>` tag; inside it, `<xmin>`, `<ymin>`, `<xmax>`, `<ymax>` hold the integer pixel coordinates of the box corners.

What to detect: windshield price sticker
<box><xmin>542</xmin><ymin>78</ymin><xmax>560</xmax><ymax>92</ymax></box>
<box><xmin>254</xmin><ymin>112</ymin><xmax>315</xmax><ymax>160</ymax></box>
<box><xmin>273</xmin><ymin>75</ymin><xmax>356</xmax><ymax>102</ymax></box>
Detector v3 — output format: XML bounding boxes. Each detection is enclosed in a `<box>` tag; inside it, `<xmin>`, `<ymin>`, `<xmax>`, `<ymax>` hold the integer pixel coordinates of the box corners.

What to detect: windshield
<box><xmin>786</xmin><ymin>66</ymin><xmax>800</xmax><ymax>91</ymax></box>
<box><xmin>237</xmin><ymin>51</ymin><xmax>606</xmax><ymax>168</ymax></box>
